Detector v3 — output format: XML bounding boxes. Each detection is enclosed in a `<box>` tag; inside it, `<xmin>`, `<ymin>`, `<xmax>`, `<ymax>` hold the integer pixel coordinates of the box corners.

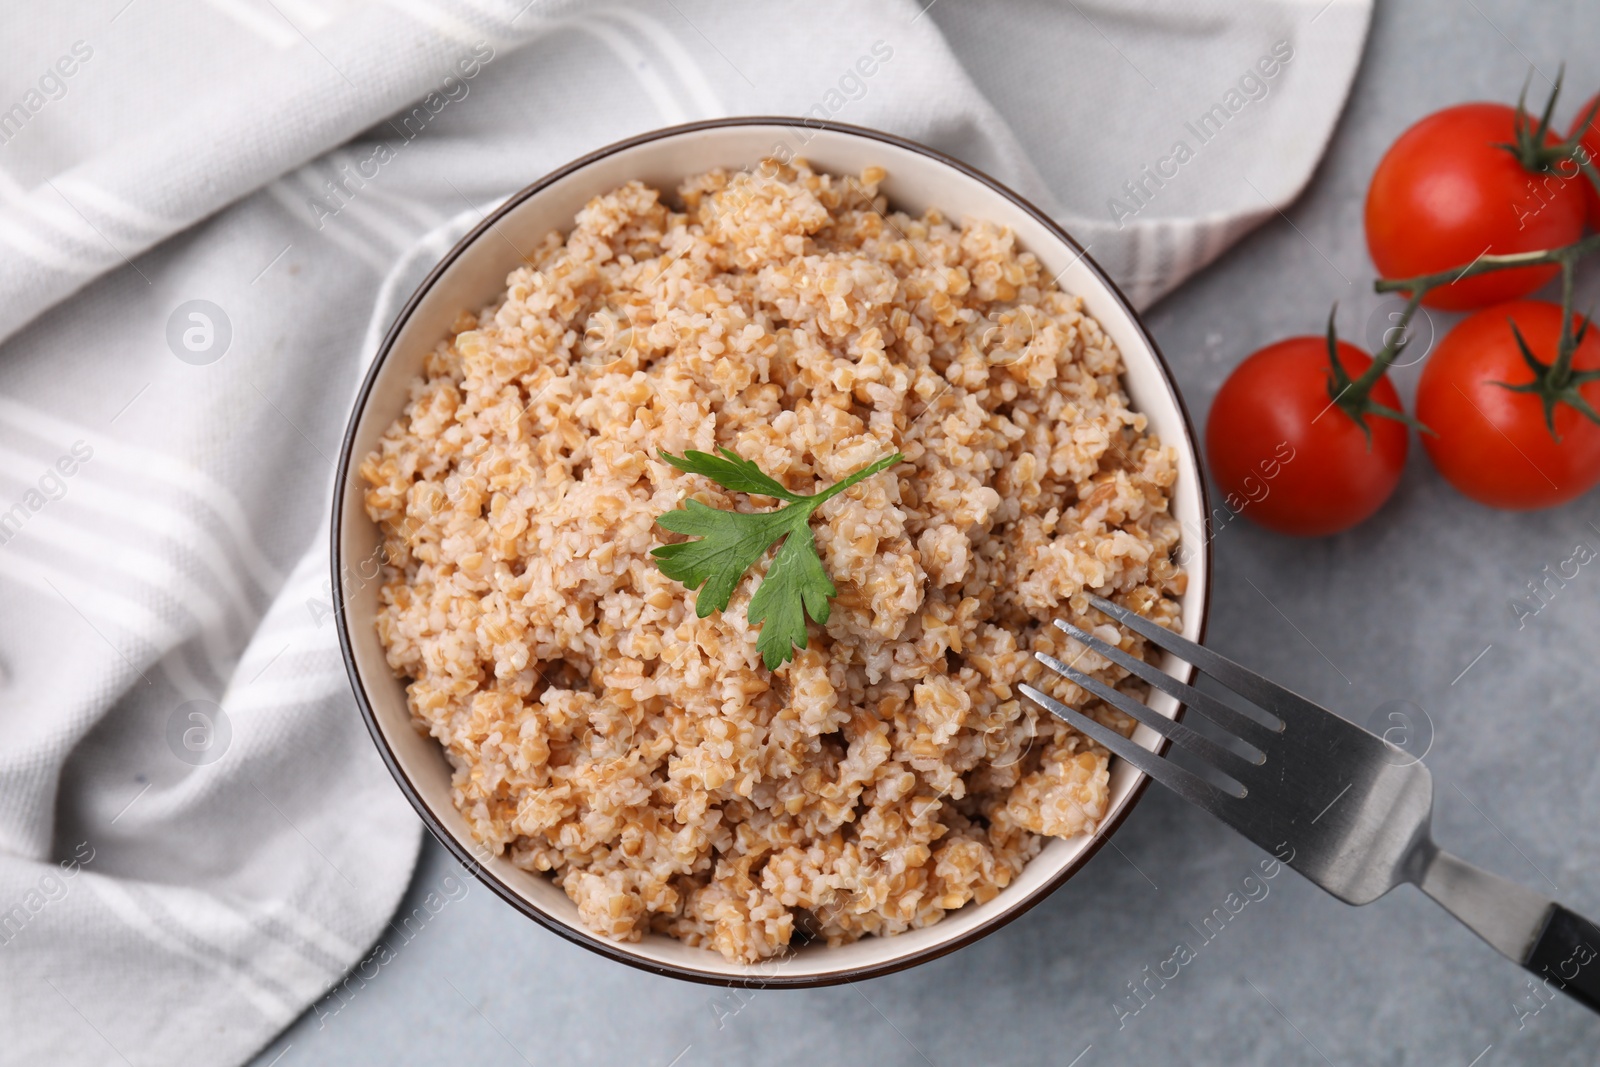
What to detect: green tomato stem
<box><xmin>1372</xmin><ymin>234</ymin><xmax>1600</xmax><ymax>299</ymax></box>
<box><xmin>1553</xmin><ymin>255</ymin><xmax>1579</xmax><ymax>385</ymax></box>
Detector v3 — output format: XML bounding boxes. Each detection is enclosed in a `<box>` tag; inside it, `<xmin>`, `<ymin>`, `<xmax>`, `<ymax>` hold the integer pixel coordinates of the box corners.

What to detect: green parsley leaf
<box><xmin>747</xmin><ymin>526</ymin><xmax>835</xmax><ymax>670</ymax></box>
<box><xmin>652</xmin><ymin>501</ymin><xmax>794</xmax><ymax>617</ymax></box>
<box><xmin>650</xmin><ymin>446</ymin><xmax>904</xmax><ymax>669</ymax></box>
<box><xmin>659</xmin><ymin>447</ymin><xmax>806</xmax><ymax>502</ymax></box>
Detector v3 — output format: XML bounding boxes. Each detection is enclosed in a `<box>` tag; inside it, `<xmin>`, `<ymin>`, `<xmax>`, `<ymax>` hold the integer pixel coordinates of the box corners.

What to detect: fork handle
<box><xmin>1524</xmin><ymin>904</ymin><xmax>1600</xmax><ymax>1012</ymax></box>
<box><xmin>1419</xmin><ymin>849</ymin><xmax>1600</xmax><ymax>1014</ymax></box>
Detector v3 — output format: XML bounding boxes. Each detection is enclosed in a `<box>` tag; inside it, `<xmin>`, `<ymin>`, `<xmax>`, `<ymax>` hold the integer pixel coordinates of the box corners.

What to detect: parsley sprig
<box><xmin>650</xmin><ymin>446</ymin><xmax>904</xmax><ymax>669</ymax></box>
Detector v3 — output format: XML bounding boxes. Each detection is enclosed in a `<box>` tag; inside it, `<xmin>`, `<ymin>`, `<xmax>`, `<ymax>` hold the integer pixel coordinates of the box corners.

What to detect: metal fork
<box><xmin>1022</xmin><ymin>596</ymin><xmax>1600</xmax><ymax>1014</ymax></box>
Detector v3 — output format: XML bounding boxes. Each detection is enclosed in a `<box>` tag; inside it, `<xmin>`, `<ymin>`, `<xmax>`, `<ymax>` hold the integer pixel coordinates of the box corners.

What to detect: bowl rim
<box><xmin>332</xmin><ymin>115</ymin><xmax>1213</xmax><ymax>988</ymax></box>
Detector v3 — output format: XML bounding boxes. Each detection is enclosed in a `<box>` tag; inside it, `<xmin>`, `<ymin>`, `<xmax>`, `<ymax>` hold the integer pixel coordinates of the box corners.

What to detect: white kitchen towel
<box><xmin>0</xmin><ymin>0</ymin><xmax>1370</xmax><ymax>1063</ymax></box>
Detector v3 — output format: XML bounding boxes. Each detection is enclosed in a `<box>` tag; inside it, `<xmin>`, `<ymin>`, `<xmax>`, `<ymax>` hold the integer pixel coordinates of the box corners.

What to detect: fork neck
<box><xmin>1416</xmin><ymin>846</ymin><xmax>1554</xmax><ymax>963</ymax></box>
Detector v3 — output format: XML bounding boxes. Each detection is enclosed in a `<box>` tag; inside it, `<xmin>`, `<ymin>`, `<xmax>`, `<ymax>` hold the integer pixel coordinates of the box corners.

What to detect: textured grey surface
<box><xmin>253</xmin><ymin>1</ymin><xmax>1600</xmax><ymax>1063</ymax></box>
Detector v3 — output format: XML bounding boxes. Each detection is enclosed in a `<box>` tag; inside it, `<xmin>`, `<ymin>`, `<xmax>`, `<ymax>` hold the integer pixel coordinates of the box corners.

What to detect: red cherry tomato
<box><xmin>1365</xmin><ymin>103</ymin><xmax>1585</xmax><ymax>310</ymax></box>
<box><xmin>1569</xmin><ymin>92</ymin><xmax>1600</xmax><ymax>230</ymax></box>
<box><xmin>1416</xmin><ymin>300</ymin><xmax>1600</xmax><ymax>509</ymax></box>
<box><xmin>1207</xmin><ymin>337</ymin><xmax>1409</xmax><ymax>537</ymax></box>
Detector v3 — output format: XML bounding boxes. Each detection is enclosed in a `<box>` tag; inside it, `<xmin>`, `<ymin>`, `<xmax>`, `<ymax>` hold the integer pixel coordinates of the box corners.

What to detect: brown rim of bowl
<box><xmin>332</xmin><ymin>116</ymin><xmax>1214</xmax><ymax>988</ymax></box>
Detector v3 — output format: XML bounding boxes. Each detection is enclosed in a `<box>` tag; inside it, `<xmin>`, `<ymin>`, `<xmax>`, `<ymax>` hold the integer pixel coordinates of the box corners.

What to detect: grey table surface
<box><xmin>252</xmin><ymin>1</ymin><xmax>1600</xmax><ymax>1063</ymax></box>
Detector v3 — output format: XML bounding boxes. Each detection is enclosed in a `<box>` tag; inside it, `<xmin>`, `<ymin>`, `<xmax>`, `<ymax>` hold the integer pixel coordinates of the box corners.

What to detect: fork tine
<box><xmin>1053</xmin><ymin>618</ymin><xmax>1283</xmax><ymax>746</ymax></box>
<box><xmin>1089</xmin><ymin>596</ymin><xmax>1330</xmax><ymax>726</ymax></box>
<box><xmin>1019</xmin><ymin>683</ymin><xmax>1242</xmax><ymax>812</ymax></box>
<box><xmin>1035</xmin><ymin>652</ymin><xmax>1260</xmax><ymax>785</ymax></box>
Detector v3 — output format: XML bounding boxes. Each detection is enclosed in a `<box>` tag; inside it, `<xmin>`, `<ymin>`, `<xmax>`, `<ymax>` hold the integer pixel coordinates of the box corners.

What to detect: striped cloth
<box><xmin>0</xmin><ymin>1</ymin><xmax>1370</xmax><ymax>1063</ymax></box>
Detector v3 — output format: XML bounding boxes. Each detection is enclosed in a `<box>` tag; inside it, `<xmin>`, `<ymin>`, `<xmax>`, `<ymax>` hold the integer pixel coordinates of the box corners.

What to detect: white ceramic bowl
<box><xmin>333</xmin><ymin>118</ymin><xmax>1212</xmax><ymax>986</ymax></box>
